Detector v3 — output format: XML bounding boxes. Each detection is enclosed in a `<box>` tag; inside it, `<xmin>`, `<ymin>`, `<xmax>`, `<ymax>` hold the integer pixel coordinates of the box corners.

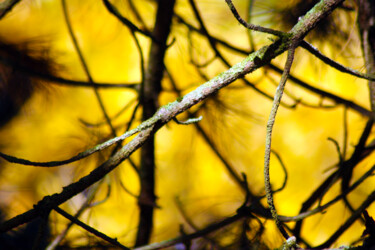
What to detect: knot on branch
<box><xmin>33</xmin><ymin>194</ymin><xmax>58</xmax><ymax>216</ymax></box>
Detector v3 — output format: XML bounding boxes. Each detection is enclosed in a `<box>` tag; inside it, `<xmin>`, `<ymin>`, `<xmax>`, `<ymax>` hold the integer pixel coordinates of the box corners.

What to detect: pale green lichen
<box><xmin>177</xmin><ymin>96</ymin><xmax>183</xmax><ymax>102</ymax></box>
<box><xmin>289</xmin><ymin>0</ymin><xmax>332</xmax><ymax>37</ymax></box>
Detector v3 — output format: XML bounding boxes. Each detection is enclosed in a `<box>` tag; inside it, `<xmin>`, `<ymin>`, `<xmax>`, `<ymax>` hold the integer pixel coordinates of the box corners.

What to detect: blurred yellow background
<box><xmin>0</xmin><ymin>0</ymin><xmax>373</xmax><ymax>248</ymax></box>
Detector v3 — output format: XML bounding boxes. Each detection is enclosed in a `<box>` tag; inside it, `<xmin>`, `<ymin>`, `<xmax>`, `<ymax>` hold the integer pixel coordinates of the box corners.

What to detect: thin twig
<box><xmin>166</xmin><ymin>67</ymin><xmax>252</xmax><ymax>194</ymax></box>
<box><xmin>134</xmin><ymin>213</ymin><xmax>246</xmax><ymax>250</ymax></box>
<box><xmin>264</xmin><ymin>44</ymin><xmax>297</xmax><ymax>240</ymax></box>
<box><xmin>186</xmin><ymin>3</ymin><xmax>295</xmax><ymax>110</ymax></box>
<box><xmin>292</xmin><ymin>119</ymin><xmax>374</xmax><ymax>237</ymax></box>
<box><xmin>102</xmin><ymin>0</ymin><xmax>156</xmax><ymax>41</ymax></box>
<box><xmin>317</xmin><ymin>190</ymin><xmax>375</xmax><ymax>248</ymax></box>
<box><xmin>46</xmin><ymin>181</ymin><xmax>103</xmax><ymax>250</ymax></box>
<box><xmin>0</xmin><ymin>54</ymin><xmax>139</xmax><ymax>89</ymax></box>
<box><xmin>127</xmin><ymin>0</ymin><xmax>148</xmax><ymax>31</ymax></box>
<box><xmin>268</xmin><ymin>63</ymin><xmax>372</xmax><ymax>117</ymax></box>
<box><xmin>174</xmin><ymin>197</ymin><xmax>220</xmax><ymax>248</ymax></box>
<box><xmin>54</xmin><ymin>207</ymin><xmax>129</xmax><ymax>249</ymax></box>
<box><xmin>246</xmin><ymin>0</ymin><xmax>256</xmax><ymax>51</ymax></box>
<box><xmin>270</xmin><ymin>150</ymin><xmax>288</xmax><ymax>193</ymax></box>
<box><xmin>224</xmin><ymin>0</ymin><xmax>285</xmax><ymax>37</ymax></box>
<box><xmin>328</xmin><ymin>137</ymin><xmax>344</xmax><ymax>166</ymax></box>
<box><xmin>0</xmin><ymin>120</ymin><xmax>151</xmax><ymax>167</ymax></box>
<box><xmin>174</xmin><ymin>14</ymin><xmax>250</xmax><ymax>55</ymax></box>
<box><xmin>62</xmin><ymin>0</ymin><xmax>116</xmax><ymax>137</ymax></box>
<box><xmin>280</xmin><ymin>163</ymin><xmax>375</xmax><ymax>222</ymax></box>
<box><xmin>301</xmin><ymin>40</ymin><xmax>375</xmax><ymax>82</ymax></box>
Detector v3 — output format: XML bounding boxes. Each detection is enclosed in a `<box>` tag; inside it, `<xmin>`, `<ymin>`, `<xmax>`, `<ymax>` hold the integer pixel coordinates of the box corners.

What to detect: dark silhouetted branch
<box><xmin>224</xmin><ymin>0</ymin><xmax>285</xmax><ymax>36</ymax></box>
<box><xmin>54</xmin><ymin>207</ymin><xmax>129</xmax><ymax>249</ymax></box>
<box><xmin>62</xmin><ymin>0</ymin><xmax>116</xmax><ymax>136</ymax></box>
<box><xmin>0</xmin><ymin>0</ymin><xmax>20</xmax><ymax>19</ymax></box>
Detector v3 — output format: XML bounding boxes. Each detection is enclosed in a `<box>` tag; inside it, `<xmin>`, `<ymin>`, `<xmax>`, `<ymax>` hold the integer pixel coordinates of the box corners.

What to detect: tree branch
<box><xmin>264</xmin><ymin>44</ymin><xmax>297</xmax><ymax>240</ymax></box>
<box><xmin>0</xmin><ymin>0</ymin><xmax>20</xmax><ymax>19</ymax></box>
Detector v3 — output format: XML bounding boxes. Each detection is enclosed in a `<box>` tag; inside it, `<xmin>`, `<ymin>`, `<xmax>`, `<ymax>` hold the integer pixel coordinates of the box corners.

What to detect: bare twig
<box><xmin>301</xmin><ymin>40</ymin><xmax>375</xmax><ymax>82</ymax></box>
<box><xmin>280</xmin><ymin>163</ymin><xmax>375</xmax><ymax>223</ymax></box>
<box><xmin>264</xmin><ymin>44</ymin><xmax>297</xmax><ymax>240</ymax></box>
<box><xmin>102</xmin><ymin>0</ymin><xmax>156</xmax><ymax>41</ymax></box>
<box><xmin>0</xmin><ymin>121</ymin><xmax>151</xmax><ymax>167</ymax></box>
<box><xmin>46</xmin><ymin>181</ymin><xmax>103</xmax><ymax>250</ymax></box>
<box><xmin>246</xmin><ymin>0</ymin><xmax>256</xmax><ymax>50</ymax></box>
<box><xmin>54</xmin><ymin>207</ymin><xmax>129</xmax><ymax>249</ymax></box>
<box><xmin>268</xmin><ymin>63</ymin><xmax>372</xmax><ymax>117</ymax></box>
<box><xmin>0</xmin><ymin>53</ymin><xmax>139</xmax><ymax>89</ymax></box>
<box><xmin>173</xmin><ymin>116</ymin><xmax>202</xmax><ymax>125</ymax></box>
<box><xmin>224</xmin><ymin>0</ymin><xmax>285</xmax><ymax>37</ymax></box>
<box><xmin>62</xmin><ymin>0</ymin><xmax>116</xmax><ymax>136</ymax></box>
<box><xmin>166</xmin><ymin>68</ymin><xmax>264</xmax><ymax>203</ymax></box>
<box><xmin>270</xmin><ymin>150</ymin><xmax>288</xmax><ymax>193</ymax></box>
<box><xmin>134</xmin><ymin>213</ymin><xmax>246</xmax><ymax>250</ymax></box>
<box><xmin>293</xmin><ymin>119</ymin><xmax>374</xmax><ymax>237</ymax></box>
<box><xmin>174</xmin><ymin>197</ymin><xmax>220</xmax><ymax>248</ymax></box>
<box><xmin>317</xmin><ymin>191</ymin><xmax>375</xmax><ymax>248</ymax></box>
<box><xmin>127</xmin><ymin>0</ymin><xmax>148</xmax><ymax>31</ymax></box>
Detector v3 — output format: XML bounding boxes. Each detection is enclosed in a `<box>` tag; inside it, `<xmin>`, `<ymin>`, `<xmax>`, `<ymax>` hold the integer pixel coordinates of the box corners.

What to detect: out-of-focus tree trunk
<box><xmin>135</xmin><ymin>0</ymin><xmax>176</xmax><ymax>246</ymax></box>
<box><xmin>358</xmin><ymin>0</ymin><xmax>375</xmax><ymax>115</ymax></box>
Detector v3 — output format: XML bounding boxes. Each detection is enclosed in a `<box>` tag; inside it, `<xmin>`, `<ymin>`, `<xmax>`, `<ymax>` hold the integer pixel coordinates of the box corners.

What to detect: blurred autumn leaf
<box><xmin>0</xmin><ymin>0</ymin><xmax>374</xmax><ymax>249</ymax></box>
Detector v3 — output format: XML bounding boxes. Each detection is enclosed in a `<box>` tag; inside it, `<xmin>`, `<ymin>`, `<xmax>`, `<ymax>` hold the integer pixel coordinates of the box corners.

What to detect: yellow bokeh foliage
<box><xmin>0</xmin><ymin>0</ymin><xmax>374</xmax><ymax>248</ymax></box>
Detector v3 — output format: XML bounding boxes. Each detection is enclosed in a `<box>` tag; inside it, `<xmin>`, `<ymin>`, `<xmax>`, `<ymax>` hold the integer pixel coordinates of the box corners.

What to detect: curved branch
<box><xmin>301</xmin><ymin>40</ymin><xmax>375</xmax><ymax>81</ymax></box>
<box><xmin>270</xmin><ymin>150</ymin><xmax>288</xmax><ymax>193</ymax></box>
<box><xmin>264</xmin><ymin>44</ymin><xmax>297</xmax><ymax>240</ymax></box>
<box><xmin>224</xmin><ymin>0</ymin><xmax>285</xmax><ymax>37</ymax></box>
<box><xmin>0</xmin><ymin>120</ymin><xmax>147</xmax><ymax>167</ymax></box>
<box><xmin>267</xmin><ymin>63</ymin><xmax>372</xmax><ymax>117</ymax></box>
